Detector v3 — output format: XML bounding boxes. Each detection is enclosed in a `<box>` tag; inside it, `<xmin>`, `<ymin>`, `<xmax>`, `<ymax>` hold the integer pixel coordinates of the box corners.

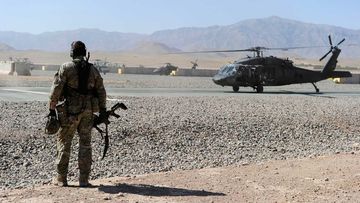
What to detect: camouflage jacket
<box><xmin>49</xmin><ymin>57</ymin><xmax>106</xmax><ymax>114</ymax></box>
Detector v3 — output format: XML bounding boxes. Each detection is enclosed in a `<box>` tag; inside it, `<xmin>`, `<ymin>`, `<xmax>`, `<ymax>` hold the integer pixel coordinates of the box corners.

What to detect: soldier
<box><xmin>48</xmin><ymin>41</ymin><xmax>107</xmax><ymax>187</ymax></box>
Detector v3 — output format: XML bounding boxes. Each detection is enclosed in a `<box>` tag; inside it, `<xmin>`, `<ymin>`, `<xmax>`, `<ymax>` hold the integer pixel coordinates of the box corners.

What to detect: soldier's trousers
<box><xmin>56</xmin><ymin>110</ymin><xmax>94</xmax><ymax>180</ymax></box>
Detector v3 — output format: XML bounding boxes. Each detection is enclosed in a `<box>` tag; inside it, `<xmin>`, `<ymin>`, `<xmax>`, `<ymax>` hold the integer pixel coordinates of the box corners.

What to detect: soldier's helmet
<box><xmin>70</xmin><ymin>41</ymin><xmax>87</xmax><ymax>58</ymax></box>
<box><xmin>45</xmin><ymin>114</ymin><xmax>60</xmax><ymax>135</ymax></box>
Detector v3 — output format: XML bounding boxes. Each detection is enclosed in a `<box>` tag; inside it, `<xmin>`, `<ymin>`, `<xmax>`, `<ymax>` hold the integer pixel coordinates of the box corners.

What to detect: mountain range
<box><xmin>0</xmin><ymin>16</ymin><xmax>359</xmax><ymax>58</ymax></box>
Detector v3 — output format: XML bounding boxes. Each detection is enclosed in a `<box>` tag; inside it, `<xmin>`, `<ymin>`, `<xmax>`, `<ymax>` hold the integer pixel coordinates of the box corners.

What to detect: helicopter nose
<box><xmin>212</xmin><ymin>74</ymin><xmax>225</xmax><ymax>85</ymax></box>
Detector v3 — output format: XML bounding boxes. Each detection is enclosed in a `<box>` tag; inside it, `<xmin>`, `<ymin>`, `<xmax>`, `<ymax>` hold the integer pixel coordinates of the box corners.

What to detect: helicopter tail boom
<box><xmin>321</xmin><ymin>46</ymin><xmax>341</xmax><ymax>76</ymax></box>
<box><xmin>327</xmin><ymin>71</ymin><xmax>352</xmax><ymax>78</ymax></box>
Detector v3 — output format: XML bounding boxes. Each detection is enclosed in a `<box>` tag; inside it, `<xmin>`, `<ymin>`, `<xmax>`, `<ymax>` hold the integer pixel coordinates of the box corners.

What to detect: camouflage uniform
<box><xmin>49</xmin><ymin>52</ymin><xmax>106</xmax><ymax>186</ymax></box>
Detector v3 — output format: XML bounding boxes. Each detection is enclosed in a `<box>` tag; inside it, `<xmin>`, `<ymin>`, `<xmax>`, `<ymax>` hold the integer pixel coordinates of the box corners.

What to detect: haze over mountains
<box><xmin>0</xmin><ymin>16</ymin><xmax>359</xmax><ymax>58</ymax></box>
<box><xmin>0</xmin><ymin>43</ymin><xmax>15</xmax><ymax>51</ymax></box>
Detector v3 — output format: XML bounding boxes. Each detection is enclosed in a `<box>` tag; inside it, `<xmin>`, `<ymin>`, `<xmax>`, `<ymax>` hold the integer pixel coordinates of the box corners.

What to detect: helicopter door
<box><xmin>250</xmin><ymin>67</ymin><xmax>262</xmax><ymax>83</ymax></box>
<box><xmin>255</xmin><ymin>66</ymin><xmax>269</xmax><ymax>83</ymax></box>
<box><xmin>278</xmin><ymin>63</ymin><xmax>294</xmax><ymax>84</ymax></box>
<box><xmin>242</xmin><ymin>66</ymin><xmax>252</xmax><ymax>80</ymax></box>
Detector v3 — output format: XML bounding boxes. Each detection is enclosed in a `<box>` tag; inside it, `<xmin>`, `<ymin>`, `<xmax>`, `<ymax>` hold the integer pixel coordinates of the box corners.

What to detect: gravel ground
<box><xmin>1</xmin><ymin>73</ymin><xmax>360</xmax><ymax>190</ymax></box>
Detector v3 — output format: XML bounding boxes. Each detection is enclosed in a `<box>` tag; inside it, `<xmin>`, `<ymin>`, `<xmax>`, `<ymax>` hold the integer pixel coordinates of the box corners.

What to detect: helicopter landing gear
<box><xmin>256</xmin><ymin>85</ymin><xmax>263</xmax><ymax>93</ymax></box>
<box><xmin>232</xmin><ymin>86</ymin><xmax>239</xmax><ymax>92</ymax></box>
<box><xmin>311</xmin><ymin>82</ymin><xmax>320</xmax><ymax>93</ymax></box>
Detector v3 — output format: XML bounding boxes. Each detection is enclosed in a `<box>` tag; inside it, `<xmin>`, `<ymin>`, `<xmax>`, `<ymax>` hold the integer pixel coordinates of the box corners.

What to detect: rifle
<box><xmin>86</xmin><ymin>52</ymin><xmax>90</xmax><ymax>63</ymax></box>
<box><xmin>93</xmin><ymin>102</ymin><xmax>127</xmax><ymax>160</ymax></box>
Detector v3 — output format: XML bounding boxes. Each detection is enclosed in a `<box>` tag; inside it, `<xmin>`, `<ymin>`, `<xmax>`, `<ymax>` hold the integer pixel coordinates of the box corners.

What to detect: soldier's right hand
<box><xmin>48</xmin><ymin>109</ymin><xmax>56</xmax><ymax>117</ymax></box>
<box><xmin>98</xmin><ymin>108</ymin><xmax>109</xmax><ymax>124</ymax></box>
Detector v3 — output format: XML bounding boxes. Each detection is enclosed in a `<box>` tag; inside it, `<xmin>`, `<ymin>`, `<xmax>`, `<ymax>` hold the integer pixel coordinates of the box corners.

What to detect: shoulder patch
<box><xmin>62</xmin><ymin>61</ymin><xmax>75</xmax><ymax>69</ymax></box>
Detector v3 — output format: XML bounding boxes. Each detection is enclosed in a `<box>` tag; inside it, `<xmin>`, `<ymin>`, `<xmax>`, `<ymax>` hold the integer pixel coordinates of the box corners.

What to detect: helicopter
<box><xmin>182</xmin><ymin>35</ymin><xmax>352</xmax><ymax>93</ymax></box>
<box><xmin>153</xmin><ymin>62</ymin><xmax>178</xmax><ymax>75</ymax></box>
<box><xmin>93</xmin><ymin>59</ymin><xmax>110</xmax><ymax>74</ymax></box>
<box><xmin>190</xmin><ymin>59</ymin><xmax>198</xmax><ymax>69</ymax></box>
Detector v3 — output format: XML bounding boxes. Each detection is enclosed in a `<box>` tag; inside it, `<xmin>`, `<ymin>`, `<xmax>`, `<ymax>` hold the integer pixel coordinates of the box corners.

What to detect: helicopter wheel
<box><xmin>232</xmin><ymin>86</ymin><xmax>239</xmax><ymax>92</ymax></box>
<box><xmin>256</xmin><ymin>85</ymin><xmax>263</xmax><ymax>93</ymax></box>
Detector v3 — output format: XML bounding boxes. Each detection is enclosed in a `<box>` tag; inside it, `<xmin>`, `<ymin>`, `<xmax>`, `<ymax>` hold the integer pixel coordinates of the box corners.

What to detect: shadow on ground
<box><xmin>98</xmin><ymin>183</ymin><xmax>226</xmax><ymax>197</ymax></box>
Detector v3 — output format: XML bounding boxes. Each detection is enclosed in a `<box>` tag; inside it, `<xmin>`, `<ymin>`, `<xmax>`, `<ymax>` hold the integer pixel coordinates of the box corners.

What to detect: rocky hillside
<box><xmin>130</xmin><ymin>41</ymin><xmax>181</xmax><ymax>54</ymax></box>
<box><xmin>0</xmin><ymin>29</ymin><xmax>145</xmax><ymax>51</ymax></box>
<box><xmin>149</xmin><ymin>16</ymin><xmax>360</xmax><ymax>57</ymax></box>
<box><xmin>0</xmin><ymin>42</ymin><xmax>15</xmax><ymax>51</ymax></box>
<box><xmin>0</xmin><ymin>16</ymin><xmax>359</xmax><ymax>57</ymax></box>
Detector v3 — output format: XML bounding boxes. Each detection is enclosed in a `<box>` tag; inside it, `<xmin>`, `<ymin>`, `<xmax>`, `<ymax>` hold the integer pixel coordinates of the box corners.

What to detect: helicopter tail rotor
<box><xmin>319</xmin><ymin>35</ymin><xmax>345</xmax><ymax>61</ymax></box>
<box><xmin>319</xmin><ymin>50</ymin><xmax>332</xmax><ymax>61</ymax></box>
<box><xmin>190</xmin><ymin>59</ymin><xmax>198</xmax><ymax>65</ymax></box>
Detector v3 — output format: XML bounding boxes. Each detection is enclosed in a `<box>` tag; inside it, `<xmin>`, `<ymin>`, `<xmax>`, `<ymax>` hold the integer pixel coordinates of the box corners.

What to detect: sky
<box><xmin>1</xmin><ymin>0</ymin><xmax>359</xmax><ymax>34</ymax></box>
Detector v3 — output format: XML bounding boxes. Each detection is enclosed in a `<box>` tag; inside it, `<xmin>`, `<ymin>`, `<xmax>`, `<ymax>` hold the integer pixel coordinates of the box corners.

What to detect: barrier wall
<box><xmin>13</xmin><ymin>62</ymin><xmax>31</xmax><ymax>76</ymax></box>
<box><xmin>338</xmin><ymin>74</ymin><xmax>360</xmax><ymax>84</ymax></box>
<box><xmin>0</xmin><ymin>61</ymin><xmax>31</xmax><ymax>75</ymax></box>
<box><xmin>31</xmin><ymin>63</ymin><xmax>360</xmax><ymax>82</ymax></box>
<box><xmin>121</xmin><ymin>67</ymin><xmax>217</xmax><ymax>77</ymax></box>
<box><xmin>0</xmin><ymin>61</ymin><xmax>13</xmax><ymax>74</ymax></box>
<box><xmin>176</xmin><ymin>69</ymin><xmax>217</xmax><ymax>77</ymax></box>
<box><xmin>121</xmin><ymin>67</ymin><xmax>157</xmax><ymax>75</ymax></box>
<box><xmin>33</xmin><ymin>64</ymin><xmax>60</xmax><ymax>71</ymax></box>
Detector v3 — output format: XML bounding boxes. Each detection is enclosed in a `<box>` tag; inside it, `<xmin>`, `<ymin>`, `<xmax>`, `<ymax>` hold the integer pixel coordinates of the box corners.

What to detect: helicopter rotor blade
<box><xmin>319</xmin><ymin>49</ymin><xmax>332</xmax><ymax>61</ymax></box>
<box><xmin>170</xmin><ymin>44</ymin><xmax>331</xmax><ymax>55</ymax></box>
<box><xmin>267</xmin><ymin>45</ymin><xmax>328</xmax><ymax>51</ymax></box>
<box><xmin>328</xmin><ymin>35</ymin><xmax>333</xmax><ymax>47</ymax></box>
<box><xmin>336</xmin><ymin>38</ymin><xmax>345</xmax><ymax>46</ymax></box>
<box><xmin>170</xmin><ymin>46</ymin><xmax>318</xmax><ymax>54</ymax></box>
<box><xmin>170</xmin><ymin>48</ymin><xmax>255</xmax><ymax>54</ymax></box>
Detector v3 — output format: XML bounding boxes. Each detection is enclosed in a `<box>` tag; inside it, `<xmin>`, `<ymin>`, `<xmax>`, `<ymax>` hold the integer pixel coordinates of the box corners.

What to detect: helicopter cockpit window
<box><xmin>218</xmin><ymin>66</ymin><xmax>227</xmax><ymax>73</ymax></box>
<box><xmin>219</xmin><ymin>66</ymin><xmax>228</xmax><ymax>74</ymax></box>
<box><xmin>219</xmin><ymin>64</ymin><xmax>236</xmax><ymax>75</ymax></box>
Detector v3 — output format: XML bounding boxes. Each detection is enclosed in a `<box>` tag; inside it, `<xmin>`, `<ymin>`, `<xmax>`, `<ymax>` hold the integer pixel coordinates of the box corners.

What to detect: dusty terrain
<box><xmin>1</xmin><ymin>72</ymin><xmax>360</xmax><ymax>202</ymax></box>
<box><xmin>1</xmin><ymin>152</ymin><xmax>360</xmax><ymax>203</ymax></box>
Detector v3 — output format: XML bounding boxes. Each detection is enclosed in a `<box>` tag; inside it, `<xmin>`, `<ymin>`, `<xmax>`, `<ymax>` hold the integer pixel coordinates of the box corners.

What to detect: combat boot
<box><xmin>52</xmin><ymin>175</ymin><xmax>68</xmax><ymax>187</ymax></box>
<box><xmin>79</xmin><ymin>174</ymin><xmax>91</xmax><ymax>187</ymax></box>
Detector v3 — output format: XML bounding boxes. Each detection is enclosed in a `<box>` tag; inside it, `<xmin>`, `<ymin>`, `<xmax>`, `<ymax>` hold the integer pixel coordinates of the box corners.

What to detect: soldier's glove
<box><xmin>48</xmin><ymin>109</ymin><xmax>56</xmax><ymax>117</ymax></box>
<box><xmin>98</xmin><ymin>108</ymin><xmax>109</xmax><ymax>124</ymax></box>
<box><xmin>45</xmin><ymin>109</ymin><xmax>60</xmax><ymax>135</ymax></box>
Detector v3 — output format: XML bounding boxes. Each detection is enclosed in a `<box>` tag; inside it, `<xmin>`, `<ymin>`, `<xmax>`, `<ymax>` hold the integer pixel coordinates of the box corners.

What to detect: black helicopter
<box><xmin>153</xmin><ymin>62</ymin><xmax>178</xmax><ymax>75</ymax></box>
<box><xmin>186</xmin><ymin>35</ymin><xmax>352</xmax><ymax>93</ymax></box>
<box><xmin>93</xmin><ymin>59</ymin><xmax>110</xmax><ymax>74</ymax></box>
